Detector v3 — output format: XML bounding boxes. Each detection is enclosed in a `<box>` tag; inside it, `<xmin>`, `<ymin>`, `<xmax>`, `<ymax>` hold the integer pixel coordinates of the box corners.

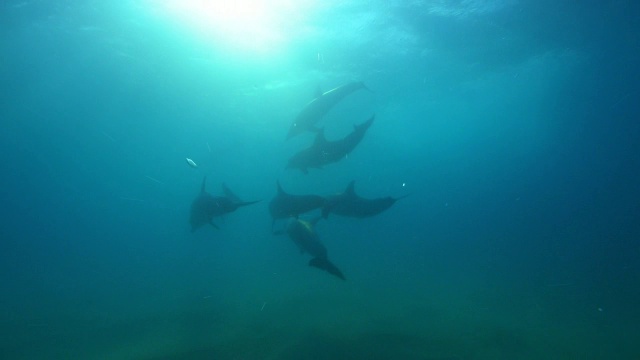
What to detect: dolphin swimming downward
<box><xmin>286</xmin><ymin>81</ymin><xmax>368</xmax><ymax>140</ymax></box>
<box><xmin>190</xmin><ymin>177</ymin><xmax>260</xmax><ymax>232</ymax></box>
<box><xmin>275</xmin><ymin>217</ymin><xmax>345</xmax><ymax>280</ymax></box>
<box><xmin>287</xmin><ymin>116</ymin><xmax>375</xmax><ymax>174</ymax></box>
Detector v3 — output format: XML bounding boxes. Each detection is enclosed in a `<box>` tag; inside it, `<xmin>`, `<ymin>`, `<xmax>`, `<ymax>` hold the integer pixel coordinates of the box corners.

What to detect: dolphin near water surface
<box><xmin>286</xmin><ymin>81</ymin><xmax>368</xmax><ymax>140</ymax></box>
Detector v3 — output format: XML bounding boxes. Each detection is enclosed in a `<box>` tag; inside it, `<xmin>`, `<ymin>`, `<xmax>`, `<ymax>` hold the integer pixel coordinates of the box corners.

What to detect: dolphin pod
<box><xmin>189</xmin><ymin>81</ymin><xmax>406</xmax><ymax>281</ymax></box>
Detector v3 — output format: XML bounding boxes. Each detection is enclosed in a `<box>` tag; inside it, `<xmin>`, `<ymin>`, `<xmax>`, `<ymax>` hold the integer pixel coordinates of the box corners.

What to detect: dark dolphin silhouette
<box><xmin>287</xmin><ymin>116</ymin><xmax>374</xmax><ymax>174</ymax></box>
<box><xmin>268</xmin><ymin>181</ymin><xmax>326</xmax><ymax>228</ymax></box>
<box><xmin>275</xmin><ymin>217</ymin><xmax>345</xmax><ymax>280</ymax></box>
<box><xmin>322</xmin><ymin>181</ymin><xmax>407</xmax><ymax>219</ymax></box>
<box><xmin>190</xmin><ymin>177</ymin><xmax>260</xmax><ymax>232</ymax></box>
<box><xmin>286</xmin><ymin>81</ymin><xmax>368</xmax><ymax>140</ymax></box>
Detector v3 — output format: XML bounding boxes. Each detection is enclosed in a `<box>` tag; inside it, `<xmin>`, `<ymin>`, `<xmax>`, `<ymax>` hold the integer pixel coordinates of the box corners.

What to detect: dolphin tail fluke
<box><xmin>309</xmin><ymin>257</ymin><xmax>345</xmax><ymax>280</ymax></box>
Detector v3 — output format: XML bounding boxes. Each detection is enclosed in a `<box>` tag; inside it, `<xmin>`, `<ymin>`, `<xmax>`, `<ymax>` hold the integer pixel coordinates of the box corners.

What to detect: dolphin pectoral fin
<box><xmin>345</xmin><ymin>181</ymin><xmax>357</xmax><ymax>196</ymax></box>
<box><xmin>209</xmin><ymin>220</ymin><xmax>219</xmax><ymax>229</ymax></box>
<box><xmin>321</xmin><ymin>207</ymin><xmax>331</xmax><ymax>219</ymax></box>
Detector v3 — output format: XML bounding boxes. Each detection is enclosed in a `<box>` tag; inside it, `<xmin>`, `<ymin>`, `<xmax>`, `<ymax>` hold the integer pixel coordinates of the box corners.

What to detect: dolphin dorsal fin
<box><xmin>345</xmin><ymin>181</ymin><xmax>356</xmax><ymax>196</ymax></box>
<box><xmin>222</xmin><ymin>183</ymin><xmax>241</xmax><ymax>203</ymax></box>
<box><xmin>201</xmin><ymin>176</ymin><xmax>207</xmax><ymax>193</ymax></box>
<box><xmin>355</xmin><ymin>115</ymin><xmax>375</xmax><ymax>130</ymax></box>
<box><xmin>313</xmin><ymin>129</ymin><xmax>327</xmax><ymax>146</ymax></box>
<box><xmin>310</xmin><ymin>216</ymin><xmax>323</xmax><ymax>227</ymax></box>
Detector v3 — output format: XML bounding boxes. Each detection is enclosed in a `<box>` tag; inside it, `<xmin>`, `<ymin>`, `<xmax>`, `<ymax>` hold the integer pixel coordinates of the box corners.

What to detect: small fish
<box><xmin>186</xmin><ymin>158</ymin><xmax>198</xmax><ymax>168</ymax></box>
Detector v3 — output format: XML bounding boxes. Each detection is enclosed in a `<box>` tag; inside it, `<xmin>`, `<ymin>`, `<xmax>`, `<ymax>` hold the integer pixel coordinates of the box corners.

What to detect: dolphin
<box><xmin>275</xmin><ymin>217</ymin><xmax>345</xmax><ymax>280</ymax></box>
<box><xmin>286</xmin><ymin>81</ymin><xmax>368</xmax><ymax>140</ymax></box>
<box><xmin>322</xmin><ymin>181</ymin><xmax>407</xmax><ymax>219</ymax></box>
<box><xmin>287</xmin><ymin>116</ymin><xmax>374</xmax><ymax>174</ymax></box>
<box><xmin>268</xmin><ymin>181</ymin><xmax>326</xmax><ymax>228</ymax></box>
<box><xmin>190</xmin><ymin>177</ymin><xmax>260</xmax><ymax>232</ymax></box>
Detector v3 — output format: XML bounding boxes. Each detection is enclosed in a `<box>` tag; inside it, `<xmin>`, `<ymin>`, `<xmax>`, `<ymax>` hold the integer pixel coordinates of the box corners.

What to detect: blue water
<box><xmin>1</xmin><ymin>1</ymin><xmax>639</xmax><ymax>359</ymax></box>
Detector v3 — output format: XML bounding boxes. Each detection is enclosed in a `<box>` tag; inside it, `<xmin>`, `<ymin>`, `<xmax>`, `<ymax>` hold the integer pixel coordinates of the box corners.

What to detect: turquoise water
<box><xmin>1</xmin><ymin>1</ymin><xmax>639</xmax><ymax>359</ymax></box>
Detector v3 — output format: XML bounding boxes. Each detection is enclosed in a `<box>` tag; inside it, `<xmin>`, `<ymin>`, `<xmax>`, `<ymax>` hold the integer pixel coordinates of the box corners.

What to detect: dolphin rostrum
<box><xmin>286</xmin><ymin>81</ymin><xmax>368</xmax><ymax>140</ymax></box>
<box><xmin>322</xmin><ymin>181</ymin><xmax>407</xmax><ymax>219</ymax></box>
<box><xmin>287</xmin><ymin>116</ymin><xmax>374</xmax><ymax>174</ymax></box>
<box><xmin>268</xmin><ymin>181</ymin><xmax>326</xmax><ymax>228</ymax></box>
<box><xmin>190</xmin><ymin>177</ymin><xmax>260</xmax><ymax>232</ymax></box>
<box><xmin>275</xmin><ymin>217</ymin><xmax>345</xmax><ymax>280</ymax></box>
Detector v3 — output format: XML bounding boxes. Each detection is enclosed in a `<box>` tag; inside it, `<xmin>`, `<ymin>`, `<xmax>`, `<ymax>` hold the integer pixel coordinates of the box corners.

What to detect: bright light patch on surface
<box><xmin>157</xmin><ymin>0</ymin><xmax>315</xmax><ymax>55</ymax></box>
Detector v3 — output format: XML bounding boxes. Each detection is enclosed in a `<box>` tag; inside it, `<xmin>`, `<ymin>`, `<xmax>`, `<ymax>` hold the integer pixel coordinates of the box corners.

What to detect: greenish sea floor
<box><xmin>2</xmin><ymin>276</ymin><xmax>637</xmax><ymax>360</ymax></box>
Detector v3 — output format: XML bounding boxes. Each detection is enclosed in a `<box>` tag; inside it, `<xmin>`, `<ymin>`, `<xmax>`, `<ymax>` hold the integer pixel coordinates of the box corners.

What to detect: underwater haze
<box><xmin>1</xmin><ymin>0</ymin><xmax>639</xmax><ymax>359</ymax></box>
